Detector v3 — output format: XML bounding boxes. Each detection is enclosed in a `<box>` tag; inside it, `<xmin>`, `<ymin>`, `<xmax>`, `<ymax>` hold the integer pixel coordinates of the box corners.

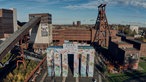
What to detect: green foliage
<box><xmin>135</xmin><ymin>37</ymin><xmax>144</xmax><ymax>42</ymax></box>
<box><xmin>124</xmin><ymin>28</ymin><xmax>130</xmax><ymax>35</ymax></box>
<box><xmin>124</xmin><ymin>28</ymin><xmax>137</xmax><ymax>36</ymax></box>
<box><xmin>101</xmin><ymin>66</ymin><xmax>107</xmax><ymax>73</ymax></box>
<box><xmin>129</xmin><ymin>30</ymin><xmax>137</xmax><ymax>36</ymax></box>
<box><xmin>3</xmin><ymin>59</ymin><xmax>39</xmax><ymax>82</ymax></box>
<box><xmin>1</xmin><ymin>53</ymin><xmax>11</xmax><ymax>63</ymax></box>
<box><xmin>118</xmin><ymin>26</ymin><xmax>124</xmax><ymax>32</ymax></box>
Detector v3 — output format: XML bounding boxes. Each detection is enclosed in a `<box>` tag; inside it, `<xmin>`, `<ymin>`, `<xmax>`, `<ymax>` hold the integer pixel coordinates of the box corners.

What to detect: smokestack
<box><xmin>77</xmin><ymin>21</ymin><xmax>81</xmax><ymax>27</ymax></box>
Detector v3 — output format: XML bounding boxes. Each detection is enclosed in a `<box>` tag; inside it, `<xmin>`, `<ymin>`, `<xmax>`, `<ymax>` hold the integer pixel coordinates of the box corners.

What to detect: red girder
<box><xmin>94</xmin><ymin>4</ymin><xmax>110</xmax><ymax>47</ymax></box>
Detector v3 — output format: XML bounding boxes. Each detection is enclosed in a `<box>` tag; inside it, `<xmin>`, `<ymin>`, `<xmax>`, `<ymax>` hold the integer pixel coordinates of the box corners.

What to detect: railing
<box><xmin>24</xmin><ymin>56</ymin><xmax>46</xmax><ymax>82</ymax></box>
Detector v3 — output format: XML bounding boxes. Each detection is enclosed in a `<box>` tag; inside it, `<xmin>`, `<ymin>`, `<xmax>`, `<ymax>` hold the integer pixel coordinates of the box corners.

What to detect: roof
<box><xmin>128</xmin><ymin>39</ymin><xmax>146</xmax><ymax>44</ymax></box>
<box><xmin>114</xmin><ymin>41</ymin><xmax>130</xmax><ymax>45</ymax></box>
<box><xmin>121</xmin><ymin>47</ymin><xmax>139</xmax><ymax>51</ymax></box>
<box><xmin>29</xmin><ymin>13</ymin><xmax>51</xmax><ymax>16</ymax></box>
<box><xmin>47</xmin><ymin>46</ymin><xmax>94</xmax><ymax>49</ymax></box>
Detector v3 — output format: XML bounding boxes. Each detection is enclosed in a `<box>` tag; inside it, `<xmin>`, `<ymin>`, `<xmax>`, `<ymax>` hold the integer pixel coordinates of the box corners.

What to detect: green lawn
<box><xmin>108</xmin><ymin>73</ymin><xmax>130</xmax><ymax>82</ymax></box>
<box><xmin>139</xmin><ymin>62</ymin><xmax>146</xmax><ymax>72</ymax></box>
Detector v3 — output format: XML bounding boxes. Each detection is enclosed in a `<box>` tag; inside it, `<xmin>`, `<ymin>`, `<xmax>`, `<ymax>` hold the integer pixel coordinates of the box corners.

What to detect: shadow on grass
<box><xmin>123</xmin><ymin>70</ymin><xmax>146</xmax><ymax>82</ymax></box>
<box><xmin>108</xmin><ymin>70</ymin><xmax>146</xmax><ymax>82</ymax></box>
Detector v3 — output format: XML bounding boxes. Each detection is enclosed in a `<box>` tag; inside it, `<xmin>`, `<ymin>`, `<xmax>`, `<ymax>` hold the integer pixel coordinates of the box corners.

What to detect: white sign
<box><xmin>63</xmin><ymin>43</ymin><xmax>78</xmax><ymax>50</ymax></box>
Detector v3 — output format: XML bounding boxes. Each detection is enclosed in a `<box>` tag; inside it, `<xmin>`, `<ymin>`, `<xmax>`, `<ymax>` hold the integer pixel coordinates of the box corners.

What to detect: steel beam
<box><xmin>0</xmin><ymin>17</ymin><xmax>41</xmax><ymax>61</ymax></box>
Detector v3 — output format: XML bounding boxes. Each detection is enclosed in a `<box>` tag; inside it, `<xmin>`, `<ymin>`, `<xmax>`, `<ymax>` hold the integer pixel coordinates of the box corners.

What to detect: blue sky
<box><xmin>0</xmin><ymin>0</ymin><xmax>146</xmax><ymax>26</ymax></box>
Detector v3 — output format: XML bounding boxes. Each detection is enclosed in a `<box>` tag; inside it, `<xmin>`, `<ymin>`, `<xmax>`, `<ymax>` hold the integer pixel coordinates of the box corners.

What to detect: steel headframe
<box><xmin>93</xmin><ymin>4</ymin><xmax>110</xmax><ymax>47</ymax></box>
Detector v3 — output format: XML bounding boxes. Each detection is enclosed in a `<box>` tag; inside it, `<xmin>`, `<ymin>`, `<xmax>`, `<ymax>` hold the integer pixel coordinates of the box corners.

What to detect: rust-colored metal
<box><xmin>24</xmin><ymin>56</ymin><xmax>47</xmax><ymax>82</ymax></box>
<box><xmin>16</xmin><ymin>34</ymin><xmax>29</xmax><ymax>69</ymax></box>
<box><xmin>16</xmin><ymin>38</ymin><xmax>26</xmax><ymax>69</ymax></box>
<box><xmin>23</xmin><ymin>34</ymin><xmax>29</xmax><ymax>49</ymax></box>
<box><xmin>93</xmin><ymin>4</ymin><xmax>110</xmax><ymax>47</ymax></box>
<box><xmin>0</xmin><ymin>17</ymin><xmax>41</xmax><ymax>61</ymax></box>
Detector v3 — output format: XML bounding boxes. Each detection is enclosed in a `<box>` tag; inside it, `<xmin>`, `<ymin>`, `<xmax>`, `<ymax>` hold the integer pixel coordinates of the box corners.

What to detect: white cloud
<box><xmin>65</xmin><ymin>0</ymin><xmax>146</xmax><ymax>9</ymax></box>
<box><xmin>27</xmin><ymin>0</ymin><xmax>47</xmax><ymax>2</ymax></box>
<box><xmin>65</xmin><ymin>1</ymin><xmax>99</xmax><ymax>9</ymax></box>
<box><xmin>116</xmin><ymin>0</ymin><xmax>146</xmax><ymax>8</ymax></box>
<box><xmin>26</xmin><ymin>0</ymin><xmax>76</xmax><ymax>3</ymax></box>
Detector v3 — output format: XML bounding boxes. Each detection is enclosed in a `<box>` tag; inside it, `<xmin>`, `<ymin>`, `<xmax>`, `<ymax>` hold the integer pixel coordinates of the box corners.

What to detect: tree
<box><xmin>130</xmin><ymin>30</ymin><xmax>137</xmax><ymax>36</ymax></box>
<box><xmin>124</xmin><ymin>28</ymin><xmax>130</xmax><ymax>35</ymax></box>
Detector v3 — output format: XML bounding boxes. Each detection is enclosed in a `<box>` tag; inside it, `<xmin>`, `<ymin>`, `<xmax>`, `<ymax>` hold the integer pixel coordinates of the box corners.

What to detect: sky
<box><xmin>0</xmin><ymin>0</ymin><xmax>146</xmax><ymax>26</ymax></box>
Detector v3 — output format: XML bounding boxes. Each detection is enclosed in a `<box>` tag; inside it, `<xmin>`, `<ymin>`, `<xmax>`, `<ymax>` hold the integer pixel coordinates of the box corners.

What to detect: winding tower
<box><xmin>93</xmin><ymin>4</ymin><xmax>110</xmax><ymax>47</ymax></box>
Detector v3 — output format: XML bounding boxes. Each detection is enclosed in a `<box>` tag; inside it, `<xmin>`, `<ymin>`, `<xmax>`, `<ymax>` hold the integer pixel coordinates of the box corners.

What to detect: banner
<box><xmin>62</xmin><ymin>50</ymin><xmax>68</xmax><ymax>77</ymax></box>
<box><xmin>41</xmin><ymin>23</ymin><xmax>48</xmax><ymax>36</ymax></box>
<box><xmin>80</xmin><ymin>50</ymin><xmax>87</xmax><ymax>77</ymax></box>
<box><xmin>88</xmin><ymin>49</ymin><xmax>95</xmax><ymax>77</ymax></box>
<box><xmin>54</xmin><ymin>49</ymin><xmax>62</xmax><ymax>76</ymax></box>
<box><xmin>47</xmin><ymin>48</ymin><xmax>54</xmax><ymax>76</ymax></box>
<box><xmin>74</xmin><ymin>53</ymin><xmax>79</xmax><ymax>77</ymax></box>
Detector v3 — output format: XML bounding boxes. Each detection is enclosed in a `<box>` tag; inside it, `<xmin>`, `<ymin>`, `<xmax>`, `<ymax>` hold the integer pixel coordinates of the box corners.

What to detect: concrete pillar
<box><xmin>98</xmin><ymin>74</ymin><xmax>102</xmax><ymax>82</ymax></box>
<box><xmin>62</xmin><ymin>77</ymin><xmax>66</xmax><ymax>82</ymax></box>
<box><xmin>76</xmin><ymin>77</ymin><xmax>79</xmax><ymax>82</ymax></box>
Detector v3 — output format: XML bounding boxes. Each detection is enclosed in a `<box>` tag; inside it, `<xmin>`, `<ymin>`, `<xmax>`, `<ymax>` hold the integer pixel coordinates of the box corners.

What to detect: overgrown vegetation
<box><xmin>124</xmin><ymin>29</ymin><xmax>137</xmax><ymax>36</ymax></box>
<box><xmin>2</xmin><ymin>59</ymin><xmax>39</xmax><ymax>82</ymax></box>
<box><xmin>1</xmin><ymin>53</ymin><xmax>11</xmax><ymax>63</ymax></box>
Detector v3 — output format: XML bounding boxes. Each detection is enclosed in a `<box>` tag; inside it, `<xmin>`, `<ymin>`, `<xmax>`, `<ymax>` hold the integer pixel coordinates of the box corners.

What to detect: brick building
<box><xmin>0</xmin><ymin>8</ymin><xmax>17</xmax><ymax>38</ymax></box>
<box><xmin>118</xmin><ymin>34</ymin><xmax>146</xmax><ymax>57</ymax></box>
<box><xmin>29</xmin><ymin>13</ymin><xmax>118</xmax><ymax>52</ymax></box>
<box><xmin>108</xmin><ymin>36</ymin><xmax>140</xmax><ymax>69</ymax></box>
<box><xmin>123</xmin><ymin>39</ymin><xmax>146</xmax><ymax>57</ymax></box>
<box><xmin>53</xmin><ymin>27</ymin><xmax>93</xmax><ymax>45</ymax></box>
<box><xmin>52</xmin><ymin>26</ymin><xmax>117</xmax><ymax>46</ymax></box>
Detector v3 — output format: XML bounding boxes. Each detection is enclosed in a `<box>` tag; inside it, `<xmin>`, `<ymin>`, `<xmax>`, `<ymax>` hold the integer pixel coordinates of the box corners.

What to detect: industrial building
<box><xmin>119</xmin><ymin>35</ymin><xmax>146</xmax><ymax>57</ymax></box>
<box><xmin>0</xmin><ymin>8</ymin><xmax>17</xmax><ymax>38</ymax></box>
<box><xmin>52</xmin><ymin>25</ymin><xmax>117</xmax><ymax>46</ymax></box>
<box><xmin>108</xmin><ymin>36</ymin><xmax>140</xmax><ymax>70</ymax></box>
<box><xmin>28</xmin><ymin>12</ymin><xmax>118</xmax><ymax>52</ymax></box>
<box><xmin>129</xmin><ymin>25</ymin><xmax>139</xmax><ymax>34</ymax></box>
<box><xmin>52</xmin><ymin>26</ymin><xmax>94</xmax><ymax>46</ymax></box>
<box><xmin>29</xmin><ymin>13</ymin><xmax>52</xmax><ymax>52</ymax></box>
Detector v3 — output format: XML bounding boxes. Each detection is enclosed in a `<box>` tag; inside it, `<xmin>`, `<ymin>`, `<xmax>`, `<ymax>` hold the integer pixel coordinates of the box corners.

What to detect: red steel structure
<box><xmin>94</xmin><ymin>4</ymin><xmax>110</xmax><ymax>47</ymax></box>
<box><xmin>16</xmin><ymin>35</ymin><xmax>29</xmax><ymax>69</ymax></box>
<box><xmin>0</xmin><ymin>17</ymin><xmax>41</xmax><ymax>69</ymax></box>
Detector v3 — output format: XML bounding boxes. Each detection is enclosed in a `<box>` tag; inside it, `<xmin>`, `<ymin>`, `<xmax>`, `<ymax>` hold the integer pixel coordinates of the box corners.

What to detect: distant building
<box><xmin>77</xmin><ymin>21</ymin><xmax>81</xmax><ymax>27</ymax></box>
<box><xmin>72</xmin><ymin>21</ymin><xmax>75</xmax><ymax>26</ymax></box>
<box><xmin>0</xmin><ymin>8</ymin><xmax>17</xmax><ymax>38</ymax></box>
<box><xmin>130</xmin><ymin>25</ymin><xmax>139</xmax><ymax>34</ymax></box>
<box><xmin>29</xmin><ymin>13</ymin><xmax>52</xmax><ymax>52</ymax></box>
<box><xmin>11</xmin><ymin>8</ymin><xmax>17</xmax><ymax>32</ymax></box>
